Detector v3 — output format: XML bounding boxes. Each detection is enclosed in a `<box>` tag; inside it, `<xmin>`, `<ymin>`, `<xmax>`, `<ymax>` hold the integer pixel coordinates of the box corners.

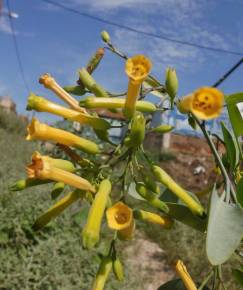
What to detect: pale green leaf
<box><xmin>206</xmin><ymin>189</ymin><xmax>243</xmax><ymax>265</ymax></box>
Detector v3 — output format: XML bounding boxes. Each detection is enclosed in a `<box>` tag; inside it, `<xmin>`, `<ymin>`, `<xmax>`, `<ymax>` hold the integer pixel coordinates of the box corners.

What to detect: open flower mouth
<box><xmin>106</xmin><ymin>202</ymin><xmax>133</xmax><ymax>230</ymax></box>
<box><xmin>26</xmin><ymin>152</ymin><xmax>44</xmax><ymax>178</ymax></box>
<box><xmin>192</xmin><ymin>91</ymin><xmax>221</xmax><ymax>117</ymax></box>
<box><xmin>126</xmin><ymin>55</ymin><xmax>152</xmax><ymax>81</ymax></box>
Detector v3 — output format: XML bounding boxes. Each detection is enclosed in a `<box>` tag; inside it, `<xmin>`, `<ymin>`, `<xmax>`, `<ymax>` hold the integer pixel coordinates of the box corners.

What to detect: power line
<box><xmin>212</xmin><ymin>58</ymin><xmax>243</xmax><ymax>87</ymax></box>
<box><xmin>6</xmin><ymin>0</ymin><xmax>30</xmax><ymax>93</ymax></box>
<box><xmin>41</xmin><ymin>0</ymin><xmax>243</xmax><ymax>57</ymax></box>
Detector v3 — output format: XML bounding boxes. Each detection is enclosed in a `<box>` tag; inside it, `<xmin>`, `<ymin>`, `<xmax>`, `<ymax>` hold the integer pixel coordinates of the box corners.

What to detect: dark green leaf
<box><xmin>166</xmin><ymin>202</ymin><xmax>207</xmax><ymax>232</ymax></box>
<box><xmin>232</xmin><ymin>269</ymin><xmax>243</xmax><ymax>286</ymax></box>
<box><xmin>157</xmin><ymin>279</ymin><xmax>186</xmax><ymax>290</ymax></box>
<box><xmin>236</xmin><ymin>178</ymin><xmax>243</xmax><ymax>207</ymax></box>
<box><xmin>188</xmin><ymin>115</ymin><xmax>197</xmax><ymax>130</ymax></box>
<box><xmin>206</xmin><ymin>189</ymin><xmax>243</xmax><ymax>265</ymax></box>
<box><xmin>221</xmin><ymin>122</ymin><xmax>239</xmax><ymax>170</ymax></box>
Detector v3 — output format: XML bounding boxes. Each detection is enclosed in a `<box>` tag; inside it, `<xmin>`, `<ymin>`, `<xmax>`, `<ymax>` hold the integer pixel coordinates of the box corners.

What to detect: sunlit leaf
<box><xmin>206</xmin><ymin>189</ymin><xmax>243</xmax><ymax>265</ymax></box>
<box><xmin>236</xmin><ymin>178</ymin><xmax>243</xmax><ymax>207</ymax></box>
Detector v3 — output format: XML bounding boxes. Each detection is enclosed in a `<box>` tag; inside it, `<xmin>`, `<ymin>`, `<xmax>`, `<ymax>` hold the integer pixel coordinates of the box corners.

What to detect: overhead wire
<box><xmin>41</xmin><ymin>0</ymin><xmax>243</xmax><ymax>57</ymax></box>
<box><xmin>6</xmin><ymin>0</ymin><xmax>30</xmax><ymax>93</ymax></box>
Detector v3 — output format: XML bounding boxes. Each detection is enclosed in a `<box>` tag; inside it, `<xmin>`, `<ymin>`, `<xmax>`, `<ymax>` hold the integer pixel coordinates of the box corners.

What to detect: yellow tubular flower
<box><xmin>124</xmin><ymin>55</ymin><xmax>152</xmax><ymax>118</ymax></box>
<box><xmin>26</xmin><ymin>94</ymin><xmax>110</xmax><ymax>130</ymax></box>
<box><xmin>106</xmin><ymin>202</ymin><xmax>135</xmax><ymax>240</ymax></box>
<box><xmin>33</xmin><ymin>189</ymin><xmax>84</xmax><ymax>231</ymax></box>
<box><xmin>92</xmin><ymin>256</ymin><xmax>113</xmax><ymax>290</ymax></box>
<box><xmin>26</xmin><ymin>118</ymin><xmax>99</xmax><ymax>154</ymax></box>
<box><xmin>175</xmin><ymin>260</ymin><xmax>197</xmax><ymax>290</ymax></box>
<box><xmin>177</xmin><ymin>87</ymin><xmax>224</xmax><ymax>120</ymax></box>
<box><xmin>26</xmin><ymin>152</ymin><xmax>95</xmax><ymax>193</ymax></box>
<box><xmin>39</xmin><ymin>73</ymin><xmax>87</xmax><ymax>113</ymax></box>
<box><xmin>152</xmin><ymin>165</ymin><xmax>205</xmax><ymax>216</ymax></box>
<box><xmin>82</xmin><ymin>179</ymin><xmax>111</xmax><ymax>249</ymax></box>
<box><xmin>133</xmin><ymin>209</ymin><xmax>174</xmax><ymax>229</ymax></box>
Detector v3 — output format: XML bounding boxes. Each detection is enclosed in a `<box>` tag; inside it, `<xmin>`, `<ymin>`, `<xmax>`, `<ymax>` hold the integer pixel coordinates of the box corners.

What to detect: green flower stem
<box><xmin>193</xmin><ymin>114</ymin><xmax>236</xmax><ymax>202</ymax></box>
<box><xmin>198</xmin><ymin>271</ymin><xmax>214</xmax><ymax>290</ymax></box>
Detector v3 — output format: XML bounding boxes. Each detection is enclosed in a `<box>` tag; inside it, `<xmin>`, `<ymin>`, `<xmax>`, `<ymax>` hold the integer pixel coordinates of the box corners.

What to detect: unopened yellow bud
<box><xmin>39</xmin><ymin>73</ymin><xmax>86</xmax><ymax>113</ymax></box>
<box><xmin>26</xmin><ymin>152</ymin><xmax>95</xmax><ymax>193</ymax></box>
<box><xmin>124</xmin><ymin>55</ymin><xmax>152</xmax><ymax>118</ymax></box>
<box><xmin>165</xmin><ymin>67</ymin><xmax>178</xmax><ymax>104</ymax></box>
<box><xmin>92</xmin><ymin>256</ymin><xmax>112</xmax><ymax>290</ymax></box>
<box><xmin>106</xmin><ymin>202</ymin><xmax>135</xmax><ymax>241</ymax></box>
<box><xmin>175</xmin><ymin>260</ymin><xmax>197</xmax><ymax>290</ymax></box>
<box><xmin>33</xmin><ymin>189</ymin><xmax>84</xmax><ymax>231</ymax></box>
<box><xmin>27</xmin><ymin>118</ymin><xmax>99</xmax><ymax>154</ymax></box>
<box><xmin>100</xmin><ymin>30</ymin><xmax>110</xmax><ymax>43</ymax></box>
<box><xmin>135</xmin><ymin>182</ymin><xmax>169</xmax><ymax>213</ymax></box>
<box><xmin>177</xmin><ymin>87</ymin><xmax>224</xmax><ymax>120</ymax></box>
<box><xmin>82</xmin><ymin>179</ymin><xmax>111</xmax><ymax>249</ymax></box>
<box><xmin>152</xmin><ymin>165</ymin><xmax>205</xmax><ymax>216</ymax></box>
<box><xmin>10</xmin><ymin>178</ymin><xmax>51</xmax><ymax>191</ymax></box>
<box><xmin>80</xmin><ymin>97</ymin><xmax>156</xmax><ymax>113</ymax></box>
<box><xmin>112</xmin><ymin>257</ymin><xmax>124</xmax><ymax>281</ymax></box>
<box><xmin>134</xmin><ymin>209</ymin><xmax>173</xmax><ymax>229</ymax></box>
<box><xmin>26</xmin><ymin>94</ymin><xmax>110</xmax><ymax>130</ymax></box>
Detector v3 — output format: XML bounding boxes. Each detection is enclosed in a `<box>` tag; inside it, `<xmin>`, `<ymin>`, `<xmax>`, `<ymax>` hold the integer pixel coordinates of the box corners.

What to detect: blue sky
<box><xmin>0</xmin><ymin>0</ymin><xmax>243</xmax><ymax>124</ymax></box>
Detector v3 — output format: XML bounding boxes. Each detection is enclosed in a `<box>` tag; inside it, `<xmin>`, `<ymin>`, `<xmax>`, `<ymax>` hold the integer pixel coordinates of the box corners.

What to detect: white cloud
<box><xmin>0</xmin><ymin>17</ymin><xmax>12</xmax><ymax>34</ymax></box>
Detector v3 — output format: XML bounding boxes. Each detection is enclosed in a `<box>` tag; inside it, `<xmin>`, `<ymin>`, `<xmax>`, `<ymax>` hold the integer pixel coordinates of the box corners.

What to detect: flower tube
<box><xmin>92</xmin><ymin>256</ymin><xmax>113</xmax><ymax>290</ymax></box>
<box><xmin>39</xmin><ymin>73</ymin><xmax>86</xmax><ymax>113</ymax></box>
<box><xmin>152</xmin><ymin>165</ymin><xmax>205</xmax><ymax>216</ymax></box>
<box><xmin>177</xmin><ymin>87</ymin><xmax>224</xmax><ymax>120</ymax></box>
<box><xmin>133</xmin><ymin>209</ymin><xmax>173</xmax><ymax>229</ymax></box>
<box><xmin>33</xmin><ymin>189</ymin><xmax>84</xmax><ymax>231</ymax></box>
<box><xmin>26</xmin><ymin>118</ymin><xmax>99</xmax><ymax>154</ymax></box>
<box><xmin>82</xmin><ymin>179</ymin><xmax>111</xmax><ymax>249</ymax></box>
<box><xmin>80</xmin><ymin>97</ymin><xmax>156</xmax><ymax>113</ymax></box>
<box><xmin>175</xmin><ymin>260</ymin><xmax>197</xmax><ymax>290</ymax></box>
<box><xmin>26</xmin><ymin>93</ymin><xmax>110</xmax><ymax>130</ymax></box>
<box><xmin>124</xmin><ymin>55</ymin><xmax>152</xmax><ymax>118</ymax></box>
<box><xmin>106</xmin><ymin>202</ymin><xmax>135</xmax><ymax>240</ymax></box>
<box><xmin>26</xmin><ymin>152</ymin><xmax>95</xmax><ymax>193</ymax></box>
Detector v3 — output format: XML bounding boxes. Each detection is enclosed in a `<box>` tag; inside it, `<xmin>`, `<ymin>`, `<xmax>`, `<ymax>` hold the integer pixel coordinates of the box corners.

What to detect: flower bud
<box><xmin>175</xmin><ymin>260</ymin><xmax>197</xmax><ymax>290</ymax></box>
<box><xmin>86</xmin><ymin>48</ymin><xmax>105</xmax><ymax>74</ymax></box>
<box><xmin>133</xmin><ymin>209</ymin><xmax>173</xmax><ymax>229</ymax></box>
<box><xmin>135</xmin><ymin>182</ymin><xmax>169</xmax><ymax>213</ymax></box>
<box><xmin>152</xmin><ymin>165</ymin><xmax>205</xmax><ymax>216</ymax></box>
<box><xmin>79</xmin><ymin>97</ymin><xmax>156</xmax><ymax>113</ymax></box>
<box><xmin>100</xmin><ymin>30</ymin><xmax>110</xmax><ymax>43</ymax></box>
<box><xmin>10</xmin><ymin>178</ymin><xmax>51</xmax><ymax>191</ymax></box>
<box><xmin>151</xmin><ymin>124</ymin><xmax>174</xmax><ymax>133</ymax></box>
<box><xmin>165</xmin><ymin>67</ymin><xmax>178</xmax><ymax>105</ymax></box>
<box><xmin>92</xmin><ymin>256</ymin><xmax>112</xmax><ymax>290</ymax></box>
<box><xmin>82</xmin><ymin>179</ymin><xmax>111</xmax><ymax>249</ymax></box>
<box><xmin>112</xmin><ymin>257</ymin><xmax>124</xmax><ymax>281</ymax></box>
<box><xmin>79</xmin><ymin>68</ymin><xmax>109</xmax><ymax>98</ymax></box>
<box><xmin>33</xmin><ymin>189</ymin><xmax>83</xmax><ymax>231</ymax></box>
<box><xmin>125</xmin><ymin>112</ymin><xmax>146</xmax><ymax>148</ymax></box>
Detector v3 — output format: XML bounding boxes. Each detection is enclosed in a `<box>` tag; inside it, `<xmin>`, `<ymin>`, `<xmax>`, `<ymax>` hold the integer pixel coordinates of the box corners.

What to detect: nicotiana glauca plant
<box><xmin>11</xmin><ymin>30</ymin><xmax>243</xmax><ymax>290</ymax></box>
